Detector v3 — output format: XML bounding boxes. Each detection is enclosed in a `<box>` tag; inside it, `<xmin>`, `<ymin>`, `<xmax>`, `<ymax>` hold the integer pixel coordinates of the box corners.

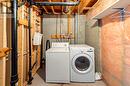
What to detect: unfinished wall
<box><xmin>17</xmin><ymin>5</ymin><xmax>42</xmax><ymax>86</ymax></box>
<box><xmin>43</xmin><ymin>15</ymin><xmax>72</xmax><ymax>42</ymax></box>
<box><xmin>101</xmin><ymin>5</ymin><xmax>130</xmax><ymax>86</ymax></box>
<box><xmin>0</xmin><ymin>2</ymin><xmax>12</xmax><ymax>85</ymax></box>
<box><xmin>85</xmin><ymin>20</ymin><xmax>101</xmax><ymax>72</ymax></box>
<box><xmin>42</xmin><ymin>15</ymin><xmax>85</xmax><ymax>44</ymax></box>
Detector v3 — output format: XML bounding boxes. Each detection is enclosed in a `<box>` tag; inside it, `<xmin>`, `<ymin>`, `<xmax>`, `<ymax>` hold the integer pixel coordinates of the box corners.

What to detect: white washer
<box><xmin>46</xmin><ymin>42</ymin><xmax>70</xmax><ymax>83</ymax></box>
<box><xmin>70</xmin><ymin>44</ymin><xmax>95</xmax><ymax>82</ymax></box>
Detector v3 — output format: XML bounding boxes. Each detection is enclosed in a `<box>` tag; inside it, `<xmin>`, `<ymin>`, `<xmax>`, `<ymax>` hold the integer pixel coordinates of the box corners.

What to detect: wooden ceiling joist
<box><xmin>43</xmin><ymin>6</ymin><xmax>49</xmax><ymax>14</ymax></box>
<box><xmin>33</xmin><ymin>0</ymin><xmax>97</xmax><ymax>14</ymax></box>
<box><xmin>48</xmin><ymin>0</ymin><xmax>59</xmax><ymax>14</ymax></box>
<box><xmin>79</xmin><ymin>0</ymin><xmax>92</xmax><ymax>14</ymax></box>
<box><xmin>61</xmin><ymin>0</ymin><xmax>65</xmax><ymax>14</ymax></box>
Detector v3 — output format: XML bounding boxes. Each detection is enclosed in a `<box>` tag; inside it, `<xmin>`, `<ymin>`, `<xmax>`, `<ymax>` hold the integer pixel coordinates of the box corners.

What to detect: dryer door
<box><xmin>72</xmin><ymin>53</ymin><xmax>93</xmax><ymax>74</ymax></box>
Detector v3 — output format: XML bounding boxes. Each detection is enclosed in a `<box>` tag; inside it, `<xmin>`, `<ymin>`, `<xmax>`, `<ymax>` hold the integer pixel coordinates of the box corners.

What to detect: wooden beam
<box><xmin>43</xmin><ymin>6</ymin><xmax>49</xmax><ymax>14</ymax></box>
<box><xmin>79</xmin><ymin>0</ymin><xmax>92</xmax><ymax>14</ymax></box>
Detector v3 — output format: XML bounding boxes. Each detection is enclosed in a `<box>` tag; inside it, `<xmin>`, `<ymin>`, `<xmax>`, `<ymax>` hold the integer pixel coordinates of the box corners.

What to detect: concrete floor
<box><xmin>28</xmin><ymin>73</ymin><xmax>106</xmax><ymax>86</ymax></box>
<box><xmin>28</xmin><ymin>65</ymin><xmax>106</xmax><ymax>86</ymax></box>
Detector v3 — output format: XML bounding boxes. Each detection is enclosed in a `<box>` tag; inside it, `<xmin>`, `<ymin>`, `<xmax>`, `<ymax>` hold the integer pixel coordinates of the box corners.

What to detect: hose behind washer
<box><xmin>46</xmin><ymin>40</ymin><xmax>51</xmax><ymax>51</ymax></box>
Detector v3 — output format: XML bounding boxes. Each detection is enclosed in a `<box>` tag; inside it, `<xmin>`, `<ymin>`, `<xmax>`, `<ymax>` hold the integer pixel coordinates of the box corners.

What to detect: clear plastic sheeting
<box><xmin>123</xmin><ymin>6</ymin><xmax>130</xmax><ymax>85</ymax></box>
<box><xmin>101</xmin><ymin>5</ymin><xmax>130</xmax><ymax>86</ymax></box>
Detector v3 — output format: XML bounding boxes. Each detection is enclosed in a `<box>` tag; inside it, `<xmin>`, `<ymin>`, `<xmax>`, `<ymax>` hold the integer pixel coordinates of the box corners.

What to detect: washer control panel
<box><xmin>52</xmin><ymin>42</ymin><xmax>69</xmax><ymax>48</ymax></box>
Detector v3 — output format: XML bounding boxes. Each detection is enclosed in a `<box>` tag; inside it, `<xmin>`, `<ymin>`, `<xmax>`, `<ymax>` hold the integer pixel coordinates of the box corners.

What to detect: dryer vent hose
<box><xmin>46</xmin><ymin>40</ymin><xmax>51</xmax><ymax>51</ymax></box>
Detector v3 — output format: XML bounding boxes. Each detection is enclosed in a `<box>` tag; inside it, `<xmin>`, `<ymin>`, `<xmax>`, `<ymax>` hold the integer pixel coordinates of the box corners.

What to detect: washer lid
<box><xmin>72</xmin><ymin>53</ymin><xmax>93</xmax><ymax>74</ymax></box>
<box><xmin>46</xmin><ymin>47</ymin><xmax>69</xmax><ymax>53</ymax></box>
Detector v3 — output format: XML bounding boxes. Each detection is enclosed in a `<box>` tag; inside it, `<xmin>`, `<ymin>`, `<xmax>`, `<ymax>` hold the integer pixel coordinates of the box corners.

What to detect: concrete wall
<box><xmin>42</xmin><ymin>15</ymin><xmax>86</xmax><ymax>44</ymax></box>
<box><xmin>43</xmin><ymin>15</ymin><xmax>73</xmax><ymax>43</ymax></box>
<box><xmin>77</xmin><ymin>15</ymin><xmax>86</xmax><ymax>44</ymax></box>
<box><xmin>85</xmin><ymin>20</ymin><xmax>101</xmax><ymax>72</ymax></box>
<box><xmin>101</xmin><ymin>5</ymin><xmax>130</xmax><ymax>86</ymax></box>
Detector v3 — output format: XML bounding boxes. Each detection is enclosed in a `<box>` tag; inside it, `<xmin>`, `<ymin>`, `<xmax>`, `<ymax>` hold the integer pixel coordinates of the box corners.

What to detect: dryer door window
<box><xmin>75</xmin><ymin>56</ymin><xmax>90</xmax><ymax>71</ymax></box>
<box><xmin>72</xmin><ymin>54</ymin><xmax>93</xmax><ymax>74</ymax></box>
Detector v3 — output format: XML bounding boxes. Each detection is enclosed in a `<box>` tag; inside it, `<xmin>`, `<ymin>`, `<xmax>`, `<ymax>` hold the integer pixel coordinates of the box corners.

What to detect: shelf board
<box><xmin>93</xmin><ymin>0</ymin><xmax>130</xmax><ymax>19</ymax></box>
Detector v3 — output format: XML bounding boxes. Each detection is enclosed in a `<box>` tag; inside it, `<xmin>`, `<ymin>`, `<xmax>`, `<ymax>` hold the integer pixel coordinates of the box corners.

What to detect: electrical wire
<box><xmin>56</xmin><ymin>15</ymin><xmax>58</xmax><ymax>42</ymax></box>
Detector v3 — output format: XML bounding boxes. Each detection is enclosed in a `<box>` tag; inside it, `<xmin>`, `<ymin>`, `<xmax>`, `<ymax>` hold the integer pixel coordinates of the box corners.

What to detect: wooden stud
<box><xmin>31</xmin><ymin>10</ymin><xmax>41</xmax><ymax>77</ymax></box>
<box><xmin>2</xmin><ymin>5</ymin><xmax>7</xmax><ymax>86</ymax></box>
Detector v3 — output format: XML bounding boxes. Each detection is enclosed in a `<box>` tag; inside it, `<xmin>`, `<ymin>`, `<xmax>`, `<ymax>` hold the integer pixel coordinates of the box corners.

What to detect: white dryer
<box><xmin>70</xmin><ymin>45</ymin><xmax>95</xmax><ymax>82</ymax></box>
<box><xmin>46</xmin><ymin>42</ymin><xmax>70</xmax><ymax>83</ymax></box>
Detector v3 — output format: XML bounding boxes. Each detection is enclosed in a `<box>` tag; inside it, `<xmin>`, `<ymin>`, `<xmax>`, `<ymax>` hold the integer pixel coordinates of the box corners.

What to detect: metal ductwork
<box><xmin>32</xmin><ymin>0</ymin><xmax>80</xmax><ymax>6</ymax></box>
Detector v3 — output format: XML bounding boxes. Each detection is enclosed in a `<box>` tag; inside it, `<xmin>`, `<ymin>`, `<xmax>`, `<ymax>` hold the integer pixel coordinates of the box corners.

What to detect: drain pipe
<box><xmin>74</xmin><ymin>13</ymin><xmax>78</xmax><ymax>44</ymax></box>
<box><xmin>11</xmin><ymin>0</ymin><xmax>18</xmax><ymax>86</ymax></box>
<box><xmin>28</xmin><ymin>3</ymin><xmax>34</xmax><ymax>84</ymax></box>
<box><xmin>40</xmin><ymin>17</ymin><xmax>43</xmax><ymax>68</ymax></box>
<box><xmin>31</xmin><ymin>0</ymin><xmax>80</xmax><ymax>6</ymax></box>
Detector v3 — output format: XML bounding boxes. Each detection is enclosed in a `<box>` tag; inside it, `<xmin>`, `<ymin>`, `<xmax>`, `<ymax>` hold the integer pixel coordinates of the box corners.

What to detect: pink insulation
<box><xmin>101</xmin><ymin>5</ymin><xmax>130</xmax><ymax>86</ymax></box>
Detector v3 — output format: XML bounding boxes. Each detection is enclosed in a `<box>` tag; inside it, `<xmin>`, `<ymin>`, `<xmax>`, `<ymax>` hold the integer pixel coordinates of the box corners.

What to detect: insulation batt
<box><xmin>101</xmin><ymin>5</ymin><xmax>130</xmax><ymax>86</ymax></box>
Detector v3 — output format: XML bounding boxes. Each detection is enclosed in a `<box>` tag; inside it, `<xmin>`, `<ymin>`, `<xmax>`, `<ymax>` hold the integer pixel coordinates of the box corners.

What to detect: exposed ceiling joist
<box><xmin>48</xmin><ymin>0</ymin><xmax>59</xmax><ymax>14</ymax></box>
<box><xmin>79</xmin><ymin>0</ymin><xmax>92</xmax><ymax>14</ymax></box>
<box><xmin>33</xmin><ymin>0</ymin><xmax>97</xmax><ymax>14</ymax></box>
<box><xmin>61</xmin><ymin>0</ymin><xmax>65</xmax><ymax>14</ymax></box>
<box><xmin>43</xmin><ymin>6</ymin><xmax>49</xmax><ymax>14</ymax></box>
